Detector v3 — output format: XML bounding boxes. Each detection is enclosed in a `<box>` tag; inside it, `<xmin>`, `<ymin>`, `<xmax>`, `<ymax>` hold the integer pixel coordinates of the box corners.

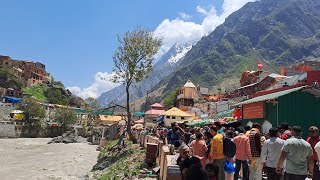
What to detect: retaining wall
<box><xmin>0</xmin><ymin>124</ymin><xmax>16</xmax><ymax>138</ymax></box>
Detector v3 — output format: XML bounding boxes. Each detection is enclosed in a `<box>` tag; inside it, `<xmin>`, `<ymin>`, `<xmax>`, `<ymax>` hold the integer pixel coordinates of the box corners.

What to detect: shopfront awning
<box><xmin>234</xmin><ymin>86</ymin><xmax>306</xmax><ymax>106</ymax></box>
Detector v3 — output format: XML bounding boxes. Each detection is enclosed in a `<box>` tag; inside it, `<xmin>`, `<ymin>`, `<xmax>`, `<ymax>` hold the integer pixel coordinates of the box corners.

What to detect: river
<box><xmin>0</xmin><ymin>138</ymin><xmax>99</xmax><ymax>180</ymax></box>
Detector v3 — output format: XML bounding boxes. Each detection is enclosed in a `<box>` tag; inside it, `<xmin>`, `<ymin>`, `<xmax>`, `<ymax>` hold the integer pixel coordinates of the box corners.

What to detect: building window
<box><xmin>181</xmin><ymin>117</ymin><xmax>185</xmax><ymax>120</ymax></box>
<box><xmin>166</xmin><ymin>116</ymin><xmax>170</xmax><ymax>119</ymax></box>
<box><xmin>172</xmin><ymin>116</ymin><xmax>176</xmax><ymax>119</ymax></box>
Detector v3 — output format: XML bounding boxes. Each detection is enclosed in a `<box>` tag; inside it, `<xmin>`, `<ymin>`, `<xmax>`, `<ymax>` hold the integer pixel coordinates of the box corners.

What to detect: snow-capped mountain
<box><xmin>97</xmin><ymin>41</ymin><xmax>195</xmax><ymax>107</ymax></box>
<box><xmin>155</xmin><ymin>41</ymin><xmax>193</xmax><ymax>68</ymax></box>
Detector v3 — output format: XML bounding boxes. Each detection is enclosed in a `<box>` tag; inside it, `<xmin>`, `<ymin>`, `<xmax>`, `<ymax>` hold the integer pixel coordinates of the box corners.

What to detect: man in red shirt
<box><xmin>306</xmin><ymin>126</ymin><xmax>320</xmax><ymax>180</ymax></box>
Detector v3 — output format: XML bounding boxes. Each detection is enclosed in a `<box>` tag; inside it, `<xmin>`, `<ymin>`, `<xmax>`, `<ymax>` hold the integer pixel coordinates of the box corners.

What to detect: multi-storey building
<box><xmin>0</xmin><ymin>56</ymin><xmax>23</xmax><ymax>78</ymax></box>
<box><xmin>23</xmin><ymin>61</ymin><xmax>47</xmax><ymax>86</ymax></box>
<box><xmin>0</xmin><ymin>55</ymin><xmax>48</xmax><ymax>86</ymax></box>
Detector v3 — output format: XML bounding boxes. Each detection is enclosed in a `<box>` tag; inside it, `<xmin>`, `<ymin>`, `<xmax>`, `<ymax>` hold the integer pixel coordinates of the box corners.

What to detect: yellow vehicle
<box><xmin>10</xmin><ymin>110</ymin><xmax>25</xmax><ymax>121</ymax></box>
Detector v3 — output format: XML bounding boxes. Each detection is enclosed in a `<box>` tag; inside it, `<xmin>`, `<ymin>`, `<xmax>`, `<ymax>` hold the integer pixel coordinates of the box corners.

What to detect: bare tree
<box><xmin>111</xmin><ymin>27</ymin><xmax>162</xmax><ymax>140</ymax></box>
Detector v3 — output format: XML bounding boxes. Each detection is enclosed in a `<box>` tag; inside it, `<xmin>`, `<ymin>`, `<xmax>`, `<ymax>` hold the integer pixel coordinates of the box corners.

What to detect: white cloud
<box><xmin>196</xmin><ymin>6</ymin><xmax>209</xmax><ymax>15</ymax></box>
<box><xmin>70</xmin><ymin>0</ymin><xmax>256</xmax><ymax>98</ymax></box>
<box><xmin>222</xmin><ymin>0</ymin><xmax>256</xmax><ymax>16</ymax></box>
<box><xmin>154</xmin><ymin>0</ymin><xmax>256</xmax><ymax>58</ymax></box>
<box><xmin>67</xmin><ymin>72</ymin><xmax>120</xmax><ymax>99</ymax></box>
<box><xmin>179</xmin><ymin>12</ymin><xmax>192</xmax><ymax>20</ymax></box>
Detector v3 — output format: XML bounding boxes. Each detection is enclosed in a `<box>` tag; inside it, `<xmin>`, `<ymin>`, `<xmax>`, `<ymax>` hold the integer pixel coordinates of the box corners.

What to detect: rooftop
<box><xmin>184</xmin><ymin>80</ymin><xmax>196</xmax><ymax>88</ymax></box>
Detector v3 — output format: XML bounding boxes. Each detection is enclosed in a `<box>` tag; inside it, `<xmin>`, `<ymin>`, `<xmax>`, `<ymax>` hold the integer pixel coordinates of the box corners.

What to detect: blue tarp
<box><xmin>154</xmin><ymin>115</ymin><xmax>164</xmax><ymax>124</ymax></box>
<box><xmin>3</xmin><ymin>96</ymin><xmax>22</xmax><ymax>103</ymax></box>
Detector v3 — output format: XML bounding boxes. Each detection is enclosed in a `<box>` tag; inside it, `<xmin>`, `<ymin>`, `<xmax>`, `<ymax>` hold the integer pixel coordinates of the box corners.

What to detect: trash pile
<box><xmin>136</xmin><ymin>168</ymin><xmax>158</xmax><ymax>179</ymax></box>
<box><xmin>48</xmin><ymin>128</ymin><xmax>88</xmax><ymax>144</ymax></box>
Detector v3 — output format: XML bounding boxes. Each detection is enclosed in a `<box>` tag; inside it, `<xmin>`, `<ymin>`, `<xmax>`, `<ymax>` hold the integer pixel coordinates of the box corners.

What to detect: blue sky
<box><xmin>0</xmin><ymin>0</ymin><xmax>254</xmax><ymax>99</ymax></box>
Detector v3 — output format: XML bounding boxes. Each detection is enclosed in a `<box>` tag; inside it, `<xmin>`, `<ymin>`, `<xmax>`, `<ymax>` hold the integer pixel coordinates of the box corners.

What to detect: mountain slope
<box><xmin>97</xmin><ymin>42</ymin><xmax>193</xmax><ymax>107</ymax></box>
<box><xmin>145</xmin><ymin>0</ymin><xmax>320</xmax><ymax>107</ymax></box>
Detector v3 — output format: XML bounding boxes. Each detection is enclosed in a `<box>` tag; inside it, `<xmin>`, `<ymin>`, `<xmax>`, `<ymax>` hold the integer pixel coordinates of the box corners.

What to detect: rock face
<box><xmin>48</xmin><ymin>128</ymin><xmax>87</xmax><ymax>144</ymax></box>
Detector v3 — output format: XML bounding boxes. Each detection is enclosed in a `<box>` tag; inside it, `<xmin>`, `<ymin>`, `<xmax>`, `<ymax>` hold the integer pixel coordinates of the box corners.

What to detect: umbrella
<box><xmin>132</xmin><ymin>124</ymin><xmax>143</xmax><ymax>129</ymax></box>
<box><xmin>10</xmin><ymin>110</ymin><xmax>24</xmax><ymax>114</ymax></box>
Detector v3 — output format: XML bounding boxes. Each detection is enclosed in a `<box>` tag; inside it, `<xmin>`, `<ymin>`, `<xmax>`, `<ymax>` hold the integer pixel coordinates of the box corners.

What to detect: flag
<box><xmin>257</xmin><ymin>61</ymin><xmax>264</xmax><ymax>69</ymax></box>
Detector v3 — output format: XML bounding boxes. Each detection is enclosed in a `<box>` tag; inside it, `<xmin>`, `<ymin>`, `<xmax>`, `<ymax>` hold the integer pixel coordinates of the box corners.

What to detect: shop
<box><xmin>235</xmin><ymin>86</ymin><xmax>320</xmax><ymax>137</ymax></box>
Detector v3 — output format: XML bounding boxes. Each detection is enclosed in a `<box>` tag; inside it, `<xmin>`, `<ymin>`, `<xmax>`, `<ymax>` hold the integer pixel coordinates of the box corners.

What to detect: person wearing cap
<box><xmin>276</xmin><ymin>126</ymin><xmax>314</xmax><ymax>180</ymax></box>
<box><xmin>306</xmin><ymin>126</ymin><xmax>320</xmax><ymax>180</ymax></box>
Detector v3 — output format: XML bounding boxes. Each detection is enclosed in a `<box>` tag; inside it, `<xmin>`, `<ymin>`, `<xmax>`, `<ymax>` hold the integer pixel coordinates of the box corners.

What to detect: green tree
<box><xmin>163</xmin><ymin>90</ymin><xmax>177</xmax><ymax>109</ymax></box>
<box><xmin>85</xmin><ymin>97</ymin><xmax>99</xmax><ymax>109</ymax></box>
<box><xmin>46</xmin><ymin>88</ymin><xmax>62</xmax><ymax>104</ymax></box>
<box><xmin>0</xmin><ymin>68</ymin><xmax>10</xmax><ymax>80</ymax></box>
<box><xmin>85</xmin><ymin>97</ymin><xmax>99</xmax><ymax>125</ymax></box>
<box><xmin>52</xmin><ymin>81</ymin><xmax>65</xmax><ymax>88</ymax></box>
<box><xmin>17</xmin><ymin>96</ymin><xmax>46</xmax><ymax>128</ymax></box>
<box><xmin>54</xmin><ymin>108</ymin><xmax>77</xmax><ymax>127</ymax></box>
<box><xmin>111</xmin><ymin>27</ymin><xmax>162</xmax><ymax>139</ymax></box>
<box><xmin>23</xmin><ymin>84</ymin><xmax>47</xmax><ymax>101</ymax></box>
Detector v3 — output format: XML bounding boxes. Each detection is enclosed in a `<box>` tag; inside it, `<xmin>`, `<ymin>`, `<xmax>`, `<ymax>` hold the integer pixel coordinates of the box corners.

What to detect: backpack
<box><xmin>306</xmin><ymin>136</ymin><xmax>320</xmax><ymax>144</ymax></box>
<box><xmin>223</xmin><ymin>138</ymin><xmax>236</xmax><ymax>158</ymax></box>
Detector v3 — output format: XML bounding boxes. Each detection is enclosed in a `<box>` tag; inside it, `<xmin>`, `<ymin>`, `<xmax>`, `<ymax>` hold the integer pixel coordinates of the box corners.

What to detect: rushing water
<box><xmin>0</xmin><ymin>138</ymin><xmax>99</xmax><ymax>180</ymax></box>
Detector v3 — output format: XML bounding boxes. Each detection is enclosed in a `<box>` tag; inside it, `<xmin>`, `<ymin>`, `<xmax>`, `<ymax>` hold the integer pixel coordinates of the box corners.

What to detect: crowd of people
<box><xmin>137</xmin><ymin>122</ymin><xmax>320</xmax><ymax>180</ymax></box>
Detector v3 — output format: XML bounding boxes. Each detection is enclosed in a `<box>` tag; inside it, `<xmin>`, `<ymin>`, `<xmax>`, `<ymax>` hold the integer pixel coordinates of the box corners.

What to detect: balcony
<box><xmin>177</xmin><ymin>93</ymin><xmax>194</xmax><ymax>100</ymax></box>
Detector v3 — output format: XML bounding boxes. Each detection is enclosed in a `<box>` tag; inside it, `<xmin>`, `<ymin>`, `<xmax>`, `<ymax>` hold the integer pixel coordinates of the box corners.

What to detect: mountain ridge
<box><xmin>97</xmin><ymin>41</ymin><xmax>194</xmax><ymax>107</ymax></box>
<box><xmin>142</xmin><ymin>0</ymin><xmax>320</xmax><ymax>109</ymax></box>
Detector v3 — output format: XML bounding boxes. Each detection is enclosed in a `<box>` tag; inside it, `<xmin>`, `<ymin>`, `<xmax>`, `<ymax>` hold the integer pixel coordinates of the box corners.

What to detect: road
<box><xmin>0</xmin><ymin>138</ymin><xmax>99</xmax><ymax>180</ymax></box>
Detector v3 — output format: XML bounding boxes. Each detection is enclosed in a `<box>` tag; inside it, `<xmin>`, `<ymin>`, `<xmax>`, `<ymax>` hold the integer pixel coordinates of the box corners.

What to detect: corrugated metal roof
<box><xmin>234</xmin><ymin>86</ymin><xmax>307</xmax><ymax>106</ymax></box>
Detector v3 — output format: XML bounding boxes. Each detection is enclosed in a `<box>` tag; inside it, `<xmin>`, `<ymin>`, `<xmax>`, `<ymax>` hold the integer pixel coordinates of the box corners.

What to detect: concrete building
<box><xmin>0</xmin><ymin>56</ymin><xmax>23</xmax><ymax>78</ymax></box>
<box><xmin>145</xmin><ymin>103</ymin><xmax>165</xmax><ymax>124</ymax></box>
<box><xmin>162</xmin><ymin>107</ymin><xmax>192</xmax><ymax>126</ymax></box>
<box><xmin>0</xmin><ymin>55</ymin><xmax>48</xmax><ymax>87</ymax></box>
<box><xmin>23</xmin><ymin>61</ymin><xmax>47</xmax><ymax>86</ymax></box>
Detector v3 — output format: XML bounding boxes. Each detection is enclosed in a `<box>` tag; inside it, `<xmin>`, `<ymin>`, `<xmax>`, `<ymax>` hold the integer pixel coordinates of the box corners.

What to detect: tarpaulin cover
<box><xmin>154</xmin><ymin>115</ymin><xmax>164</xmax><ymax>124</ymax></box>
<box><xmin>4</xmin><ymin>96</ymin><xmax>22</xmax><ymax>103</ymax></box>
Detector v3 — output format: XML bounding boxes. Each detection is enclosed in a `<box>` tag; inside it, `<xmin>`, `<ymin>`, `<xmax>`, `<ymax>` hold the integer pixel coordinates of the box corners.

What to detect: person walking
<box><xmin>210</xmin><ymin>126</ymin><xmax>225</xmax><ymax>180</ymax></box>
<box><xmin>260</xmin><ymin>128</ymin><xmax>285</xmax><ymax>180</ymax></box>
<box><xmin>190</xmin><ymin>133</ymin><xmax>208</xmax><ymax>168</ymax></box>
<box><xmin>234</xmin><ymin>127</ymin><xmax>252</xmax><ymax>180</ymax></box>
<box><xmin>276</xmin><ymin>126</ymin><xmax>314</xmax><ymax>180</ymax></box>
<box><xmin>306</xmin><ymin>126</ymin><xmax>320</xmax><ymax>180</ymax></box>
<box><xmin>248</xmin><ymin>123</ymin><xmax>263</xmax><ymax>180</ymax></box>
<box><xmin>223</xmin><ymin>130</ymin><xmax>236</xmax><ymax>180</ymax></box>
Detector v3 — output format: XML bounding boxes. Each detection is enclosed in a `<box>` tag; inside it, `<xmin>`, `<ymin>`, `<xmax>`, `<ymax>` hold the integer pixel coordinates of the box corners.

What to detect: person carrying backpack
<box><xmin>223</xmin><ymin>130</ymin><xmax>236</xmax><ymax>180</ymax></box>
<box><xmin>223</xmin><ymin>130</ymin><xmax>236</xmax><ymax>162</ymax></box>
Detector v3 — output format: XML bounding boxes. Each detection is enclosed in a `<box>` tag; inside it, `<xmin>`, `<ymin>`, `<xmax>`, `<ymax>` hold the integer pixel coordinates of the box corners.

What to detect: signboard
<box><xmin>216</xmin><ymin>101</ymin><xmax>229</xmax><ymax>113</ymax></box>
<box><xmin>243</xmin><ymin>102</ymin><xmax>265</xmax><ymax>119</ymax></box>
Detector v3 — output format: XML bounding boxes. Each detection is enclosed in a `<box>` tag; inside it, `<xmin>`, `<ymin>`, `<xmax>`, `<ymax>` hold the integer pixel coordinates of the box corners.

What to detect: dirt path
<box><xmin>0</xmin><ymin>138</ymin><xmax>99</xmax><ymax>180</ymax></box>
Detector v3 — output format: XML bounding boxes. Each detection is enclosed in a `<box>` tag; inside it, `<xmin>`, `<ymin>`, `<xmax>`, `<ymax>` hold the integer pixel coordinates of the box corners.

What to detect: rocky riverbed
<box><xmin>0</xmin><ymin>138</ymin><xmax>99</xmax><ymax>180</ymax></box>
